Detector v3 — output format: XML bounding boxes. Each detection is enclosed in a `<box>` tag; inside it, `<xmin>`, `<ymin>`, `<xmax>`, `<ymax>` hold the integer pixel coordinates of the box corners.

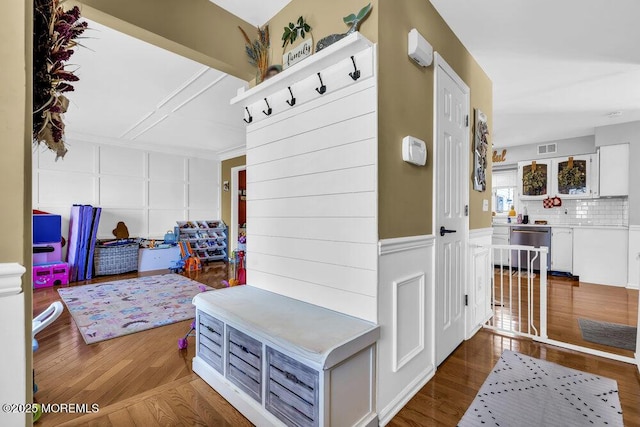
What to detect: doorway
<box><xmin>230</xmin><ymin>165</ymin><xmax>247</xmax><ymax>252</ymax></box>
<box><xmin>433</xmin><ymin>53</ymin><xmax>470</xmax><ymax>366</ymax></box>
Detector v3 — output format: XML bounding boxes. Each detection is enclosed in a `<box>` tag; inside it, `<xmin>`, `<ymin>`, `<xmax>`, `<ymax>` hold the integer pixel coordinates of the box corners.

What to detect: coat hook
<box><xmin>286</xmin><ymin>86</ymin><xmax>296</xmax><ymax>106</ymax></box>
<box><xmin>243</xmin><ymin>107</ymin><xmax>252</xmax><ymax>124</ymax></box>
<box><xmin>262</xmin><ymin>98</ymin><xmax>272</xmax><ymax>116</ymax></box>
<box><xmin>315</xmin><ymin>72</ymin><xmax>327</xmax><ymax>95</ymax></box>
<box><xmin>349</xmin><ymin>56</ymin><xmax>361</xmax><ymax>81</ymax></box>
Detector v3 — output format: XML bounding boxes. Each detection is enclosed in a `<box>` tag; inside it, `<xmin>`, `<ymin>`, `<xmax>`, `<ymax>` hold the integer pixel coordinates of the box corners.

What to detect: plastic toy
<box><xmin>177</xmin><ymin>286</ymin><xmax>207</xmax><ymax>350</ymax></box>
<box><xmin>33</xmin><ymin>262</ymin><xmax>70</xmax><ymax>288</ymax></box>
<box><xmin>237</xmin><ymin>251</ymin><xmax>246</xmax><ymax>285</ymax></box>
<box><xmin>33</xmin><ymin>301</ymin><xmax>64</xmax><ymax>409</ymax></box>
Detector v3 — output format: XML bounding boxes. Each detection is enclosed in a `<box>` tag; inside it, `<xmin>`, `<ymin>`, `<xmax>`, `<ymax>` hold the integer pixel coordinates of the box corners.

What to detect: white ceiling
<box><xmin>209</xmin><ymin>0</ymin><xmax>292</xmax><ymax>26</ymax></box>
<box><xmin>430</xmin><ymin>0</ymin><xmax>640</xmax><ymax>147</ymax></box>
<box><xmin>66</xmin><ymin>20</ymin><xmax>248</xmax><ymax>155</ymax></box>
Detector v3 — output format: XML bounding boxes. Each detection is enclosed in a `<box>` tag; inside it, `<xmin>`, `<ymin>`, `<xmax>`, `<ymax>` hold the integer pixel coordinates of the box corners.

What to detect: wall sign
<box><xmin>283</xmin><ymin>38</ymin><xmax>313</xmax><ymax>69</ymax></box>
<box><xmin>493</xmin><ymin>149</ymin><xmax>507</xmax><ymax>163</ymax></box>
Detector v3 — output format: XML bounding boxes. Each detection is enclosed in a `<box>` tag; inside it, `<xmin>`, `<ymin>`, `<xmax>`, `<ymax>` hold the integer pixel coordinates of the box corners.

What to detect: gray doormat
<box><xmin>578</xmin><ymin>318</ymin><xmax>637</xmax><ymax>351</ymax></box>
<box><xmin>459</xmin><ymin>350</ymin><xmax>623</xmax><ymax>426</ymax></box>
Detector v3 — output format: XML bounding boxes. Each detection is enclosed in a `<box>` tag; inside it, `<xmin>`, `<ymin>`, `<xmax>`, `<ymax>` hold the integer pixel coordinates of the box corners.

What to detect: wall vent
<box><xmin>537</xmin><ymin>143</ymin><xmax>557</xmax><ymax>155</ymax></box>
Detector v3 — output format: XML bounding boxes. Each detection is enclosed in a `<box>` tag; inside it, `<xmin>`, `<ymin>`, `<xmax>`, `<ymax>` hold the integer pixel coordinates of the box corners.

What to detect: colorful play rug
<box><xmin>58</xmin><ymin>274</ymin><xmax>210</xmax><ymax>344</ymax></box>
<box><xmin>459</xmin><ymin>350</ymin><xmax>623</xmax><ymax>426</ymax></box>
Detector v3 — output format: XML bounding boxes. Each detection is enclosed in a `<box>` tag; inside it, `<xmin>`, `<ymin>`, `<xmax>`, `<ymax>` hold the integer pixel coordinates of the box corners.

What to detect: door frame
<box><xmin>432</xmin><ymin>52</ymin><xmax>471</xmax><ymax>363</ymax></box>
<box><xmin>230</xmin><ymin>165</ymin><xmax>246</xmax><ymax>252</ymax></box>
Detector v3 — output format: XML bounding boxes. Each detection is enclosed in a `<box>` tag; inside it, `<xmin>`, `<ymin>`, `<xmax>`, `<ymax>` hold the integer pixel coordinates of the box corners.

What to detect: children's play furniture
<box><xmin>193</xmin><ymin>286</ymin><xmax>380</xmax><ymax>427</ymax></box>
<box><xmin>176</xmin><ymin>220</ymin><xmax>228</xmax><ymax>263</ymax></box>
<box><xmin>33</xmin><ymin>263</ymin><xmax>70</xmax><ymax>288</ymax></box>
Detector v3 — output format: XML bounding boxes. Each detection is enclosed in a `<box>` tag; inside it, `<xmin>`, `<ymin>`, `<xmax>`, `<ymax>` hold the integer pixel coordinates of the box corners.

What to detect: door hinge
<box><xmin>465</xmin><ymin>115</ymin><xmax>469</xmax><ymax>127</ymax></box>
<box><xmin>464</xmin><ymin>205</ymin><xmax>469</xmax><ymax>216</ymax></box>
<box><xmin>464</xmin><ymin>294</ymin><xmax>468</xmax><ymax>306</ymax></box>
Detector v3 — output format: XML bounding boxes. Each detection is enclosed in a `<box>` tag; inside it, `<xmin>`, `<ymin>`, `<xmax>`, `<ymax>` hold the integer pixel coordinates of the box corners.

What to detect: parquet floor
<box><xmin>33</xmin><ymin>266</ymin><xmax>640</xmax><ymax>426</ymax></box>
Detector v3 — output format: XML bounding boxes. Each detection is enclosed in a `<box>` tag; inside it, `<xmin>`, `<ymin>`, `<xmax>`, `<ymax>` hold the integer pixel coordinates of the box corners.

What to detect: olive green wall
<box><xmin>2</xmin><ymin>0</ymin><xmax>32</xmax><ymax>418</ymax></box>
<box><xmin>268</xmin><ymin>0</ymin><xmax>379</xmax><ymax>66</ymax></box>
<box><xmin>221</xmin><ymin>156</ymin><xmax>247</xmax><ymax>228</ymax></box>
<box><xmin>72</xmin><ymin>0</ymin><xmax>255</xmax><ymax>80</ymax></box>
<box><xmin>377</xmin><ymin>0</ymin><xmax>492</xmax><ymax>238</ymax></box>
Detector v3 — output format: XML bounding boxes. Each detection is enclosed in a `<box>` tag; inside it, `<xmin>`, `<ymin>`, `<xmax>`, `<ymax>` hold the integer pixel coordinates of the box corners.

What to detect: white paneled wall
<box><xmin>33</xmin><ymin>140</ymin><xmax>219</xmax><ymax>241</ymax></box>
<box><xmin>244</xmin><ymin>68</ymin><xmax>378</xmax><ymax>322</ymax></box>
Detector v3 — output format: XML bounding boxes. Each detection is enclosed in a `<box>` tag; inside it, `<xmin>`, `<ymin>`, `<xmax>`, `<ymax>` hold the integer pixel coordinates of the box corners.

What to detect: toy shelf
<box><xmin>176</xmin><ymin>220</ymin><xmax>228</xmax><ymax>263</ymax></box>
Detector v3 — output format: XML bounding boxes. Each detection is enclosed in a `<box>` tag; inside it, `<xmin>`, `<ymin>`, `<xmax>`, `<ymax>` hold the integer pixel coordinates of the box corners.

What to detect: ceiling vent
<box><xmin>537</xmin><ymin>143</ymin><xmax>557</xmax><ymax>155</ymax></box>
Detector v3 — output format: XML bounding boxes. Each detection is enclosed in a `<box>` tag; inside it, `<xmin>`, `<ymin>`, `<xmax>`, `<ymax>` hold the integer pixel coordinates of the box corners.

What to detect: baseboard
<box><xmin>626</xmin><ymin>283</ymin><xmax>639</xmax><ymax>290</ymax></box>
<box><xmin>378</xmin><ymin>366</ymin><xmax>435</xmax><ymax>426</ymax></box>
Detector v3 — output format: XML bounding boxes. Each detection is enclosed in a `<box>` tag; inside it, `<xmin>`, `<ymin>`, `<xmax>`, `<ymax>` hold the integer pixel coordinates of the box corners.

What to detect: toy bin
<box><xmin>33</xmin><ymin>263</ymin><xmax>70</xmax><ymax>288</ymax></box>
<box><xmin>93</xmin><ymin>241</ymin><xmax>139</xmax><ymax>276</ymax></box>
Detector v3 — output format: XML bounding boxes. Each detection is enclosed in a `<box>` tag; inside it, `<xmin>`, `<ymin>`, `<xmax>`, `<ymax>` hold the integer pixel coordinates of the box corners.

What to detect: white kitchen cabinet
<box><xmin>518</xmin><ymin>160</ymin><xmax>551</xmax><ymax>200</ymax></box>
<box><xmin>573</xmin><ymin>228</ymin><xmax>628</xmax><ymax>286</ymax></box>
<box><xmin>551</xmin><ymin>155</ymin><xmax>594</xmax><ymax>198</ymax></box>
<box><xmin>597</xmin><ymin>144</ymin><xmax>629</xmax><ymax>197</ymax></box>
<box><xmin>551</xmin><ymin>227</ymin><xmax>573</xmax><ymax>273</ymax></box>
<box><xmin>492</xmin><ymin>226</ymin><xmax>510</xmax><ymax>267</ymax></box>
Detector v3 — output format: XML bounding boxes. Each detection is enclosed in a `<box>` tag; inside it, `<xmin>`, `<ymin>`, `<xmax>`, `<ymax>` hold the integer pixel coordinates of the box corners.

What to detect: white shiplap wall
<box><xmin>244</xmin><ymin>51</ymin><xmax>378</xmax><ymax>322</ymax></box>
<box><xmin>33</xmin><ymin>139</ymin><xmax>220</xmax><ymax>241</ymax></box>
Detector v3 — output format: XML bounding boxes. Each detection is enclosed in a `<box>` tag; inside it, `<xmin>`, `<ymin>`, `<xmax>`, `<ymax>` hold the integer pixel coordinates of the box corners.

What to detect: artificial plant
<box><xmin>281</xmin><ymin>16</ymin><xmax>311</xmax><ymax>48</ymax></box>
<box><xmin>522</xmin><ymin>165</ymin><xmax>548</xmax><ymax>196</ymax></box>
<box><xmin>239</xmin><ymin>25</ymin><xmax>270</xmax><ymax>83</ymax></box>
<box><xmin>557</xmin><ymin>161</ymin><xmax>586</xmax><ymax>192</ymax></box>
<box><xmin>34</xmin><ymin>0</ymin><xmax>88</xmax><ymax>159</ymax></box>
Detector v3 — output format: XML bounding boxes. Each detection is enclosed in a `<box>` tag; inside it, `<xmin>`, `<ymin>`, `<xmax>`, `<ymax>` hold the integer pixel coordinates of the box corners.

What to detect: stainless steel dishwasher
<box><xmin>509</xmin><ymin>226</ymin><xmax>551</xmax><ymax>271</ymax></box>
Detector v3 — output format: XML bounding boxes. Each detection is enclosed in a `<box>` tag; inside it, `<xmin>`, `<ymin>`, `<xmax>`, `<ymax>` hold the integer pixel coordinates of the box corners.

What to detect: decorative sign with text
<box><xmin>493</xmin><ymin>149</ymin><xmax>507</xmax><ymax>163</ymax></box>
<box><xmin>283</xmin><ymin>38</ymin><xmax>313</xmax><ymax>69</ymax></box>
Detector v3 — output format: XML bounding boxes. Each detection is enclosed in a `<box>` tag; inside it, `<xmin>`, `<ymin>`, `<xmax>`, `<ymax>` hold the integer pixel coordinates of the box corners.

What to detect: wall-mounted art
<box><xmin>473</xmin><ymin>108</ymin><xmax>489</xmax><ymax>192</ymax></box>
<box><xmin>316</xmin><ymin>3</ymin><xmax>372</xmax><ymax>52</ymax></box>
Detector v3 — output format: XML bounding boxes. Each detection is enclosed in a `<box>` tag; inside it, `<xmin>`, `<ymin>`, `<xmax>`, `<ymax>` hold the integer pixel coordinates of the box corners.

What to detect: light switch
<box><xmin>482</xmin><ymin>199</ymin><xmax>489</xmax><ymax>212</ymax></box>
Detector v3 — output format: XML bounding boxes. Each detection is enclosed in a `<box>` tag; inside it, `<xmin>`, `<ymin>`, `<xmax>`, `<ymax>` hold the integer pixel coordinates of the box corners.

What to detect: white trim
<box><xmin>230</xmin><ymin>165</ymin><xmax>247</xmax><ymax>252</ymax></box>
<box><xmin>378</xmin><ymin>366</ymin><xmax>435</xmax><ymax>426</ymax></box>
<box><xmin>629</xmin><ymin>225</ymin><xmax>640</xmax><ymax>232</ymax></box>
<box><xmin>218</xmin><ymin>145</ymin><xmax>247</xmax><ymax>161</ymax></box>
<box><xmin>378</xmin><ymin>235</ymin><xmax>435</xmax><ymax>256</ymax></box>
<box><xmin>0</xmin><ymin>263</ymin><xmax>26</xmax><ymax>297</ymax></box>
<box><xmin>469</xmin><ymin>227</ymin><xmax>493</xmax><ymax>239</ymax></box>
<box><xmin>392</xmin><ymin>273</ymin><xmax>425</xmax><ymax>372</ymax></box>
<box><xmin>536</xmin><ymin>338</ymin><xmax>637</xmax><ymax>365</ymax></box>
<box><xmin>627</xmin><ymin>283</ymin><xmax>639</xmax><ymax>290</ymax></box>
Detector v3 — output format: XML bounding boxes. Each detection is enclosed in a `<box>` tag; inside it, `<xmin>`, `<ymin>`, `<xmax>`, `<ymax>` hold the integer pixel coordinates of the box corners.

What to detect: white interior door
<box><xmin>434</xmin><ymin>55</ymin><xmax>470</xmax><ymax>366</ymax></box>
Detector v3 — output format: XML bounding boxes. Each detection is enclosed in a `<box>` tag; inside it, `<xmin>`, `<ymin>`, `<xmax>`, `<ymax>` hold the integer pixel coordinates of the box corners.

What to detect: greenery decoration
<box><xmin>557</xmin><ymin>161</ymin><xmax>586</xmax><ymax>193</ymax></box>
<box><xmin>522</xmin><ymin>165</ymin><xmax>547</xmax><ymax>196</ymax></box>
<box><xmin>239</xmin><ymin>25</ymin><xmax>270</xmax><ymax>83</ymax></box>
<box><xmin>316</xmin><ymin>3</ymin><xmax>372</xmax><ymax>52</ymax></box>
<box><xmin>34</xmin><ymin>0</ymin><xmax>88</xmax><ymax>159</ymax></box>
<box><xmin>281</xmin><ymin>16</ymin><xmax>311</xmax><ymax>48</ymax></box>
<box><xmin>343</xmin><ymin>3</ymin><xmax>372</xmax><ymax>28</ymax></box>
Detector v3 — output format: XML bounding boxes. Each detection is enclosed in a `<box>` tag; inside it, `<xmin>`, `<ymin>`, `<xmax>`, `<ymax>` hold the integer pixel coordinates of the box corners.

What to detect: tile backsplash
<box><xmin>520</xmin><ymin>197</ymin><xmax>628</xmax><ymax>226</ymax></box>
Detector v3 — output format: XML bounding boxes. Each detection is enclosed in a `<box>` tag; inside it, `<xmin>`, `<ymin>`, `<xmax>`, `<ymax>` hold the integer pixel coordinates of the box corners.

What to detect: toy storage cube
<box><xmin>33</xmin><ymin>242</ymin><xmax>62</xmax><ymax>265</ymax></box>
<box><xmin>33</xmin><ymin>214</ymin><xmax>62</xmax><ymax>244</ymax></box>
<box><xmin>33</xmin><ymin>262</ymin><xmax>70</xmax><ymax>288</ymax></box>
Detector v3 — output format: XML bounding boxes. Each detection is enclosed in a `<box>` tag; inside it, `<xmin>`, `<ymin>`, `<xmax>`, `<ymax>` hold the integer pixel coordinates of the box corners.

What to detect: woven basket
<box><xmin>93</xmin><ymin>242</ymin><xmax>139</xmax><ymax>276</ymax></box>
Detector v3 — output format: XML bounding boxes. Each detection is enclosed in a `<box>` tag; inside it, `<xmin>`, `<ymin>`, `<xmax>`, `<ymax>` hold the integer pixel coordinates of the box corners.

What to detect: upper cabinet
<box><xmin>596</xmin><ymin>144</ymin><xmax>629</xmax><ymax>197</ymax></box>
<box><xmin>552</xmin><ymin>154</ymin><xmax>593</xmax><ymax>198</ymax></box>
<box><xmin>518</xmin><ymin>160</ymin><xmax>551</xmax><ymax>200</ymax></box>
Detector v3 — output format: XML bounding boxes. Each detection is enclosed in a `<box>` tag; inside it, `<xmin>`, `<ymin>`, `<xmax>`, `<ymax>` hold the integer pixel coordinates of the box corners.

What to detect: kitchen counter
<box><xmin>492</xmin><ymin>223</ymin><xmax>628</xmax><ymax>230</ymax></box>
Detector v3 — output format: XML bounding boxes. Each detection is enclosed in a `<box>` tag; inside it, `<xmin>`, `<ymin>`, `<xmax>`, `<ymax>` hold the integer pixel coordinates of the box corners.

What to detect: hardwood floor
<box><xmin>33</xmin><ymin>266</ymin><xmax>639</xmax><ymax>426</ymax></box>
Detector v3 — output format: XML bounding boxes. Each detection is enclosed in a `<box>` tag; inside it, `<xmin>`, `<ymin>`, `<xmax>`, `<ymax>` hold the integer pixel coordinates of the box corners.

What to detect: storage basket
<box><xmin>93</xmin><ymin>242</ymin><xmax>139</xmax><ymax>276</ymax></box>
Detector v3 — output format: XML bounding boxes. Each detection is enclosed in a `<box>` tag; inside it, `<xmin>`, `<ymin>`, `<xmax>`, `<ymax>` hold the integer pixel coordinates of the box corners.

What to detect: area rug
<box><xmin>58</xmin><ymin>274</ymin><xmax>211</xmax><ymax>344</ymax></box>
<box><xmin>578</xmin><ymin>318</ymin><xmax>637</xmax><ymax>351</ymax></box>
<box><xmin>458</xmin><ymin>350</ymin><xmax>623</xmax><ymax>426</ymax></box>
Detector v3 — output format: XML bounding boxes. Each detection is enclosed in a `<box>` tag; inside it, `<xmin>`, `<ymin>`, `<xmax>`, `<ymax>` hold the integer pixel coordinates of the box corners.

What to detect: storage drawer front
<box><xmin>199</xmin><ymin>311</ymin><xmax>224</xmax><ymax>343</ymax></box>
<box><xmin>226</xmin><ymin>326</ymin><xmax>262</xmax><ymax>402</ymax></box>
<box><xmin>266</xmin><ymin>347</ymin><xmax>319</xmax><ymax>427</ymax></box>
<box><xmin>199</xmin><ymin>340</ymin><xmax>223</xmax><ymax>374</ymax></box>
<box><xmin>197</xmin><ymin>311</ymin><xmax>224</xmax><ymax>373</ymax></box>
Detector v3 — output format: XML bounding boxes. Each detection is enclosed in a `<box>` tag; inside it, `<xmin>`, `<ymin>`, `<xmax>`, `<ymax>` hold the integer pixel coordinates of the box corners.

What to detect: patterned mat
<box><xmin>459</xmin><ymin>350</ymin><xmax>623</xmax><ymax>426</ymax></box>
<box><xmin>58</xmin><ymin>274</ymin><xmax>210</xmax><ymax>344</ymax></box>
<box><xmin>578</xmin><ymin>318</ymin><xmax>637</xmax><ymax>351</ymax></box>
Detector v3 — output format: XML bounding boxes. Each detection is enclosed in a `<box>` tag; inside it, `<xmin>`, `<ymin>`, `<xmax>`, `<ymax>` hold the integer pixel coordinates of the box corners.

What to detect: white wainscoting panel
<box><xmin>377</xmin><ymin>235</ymin><xmax>435</xmax><ymax>425</ymax></box>
<box><xmin>0</xmin><ymin>263</ymin><xmax>26</xmax><ymax>427</ymax></box>
<box><xmin>628</xmin><ymin>225</ymin><xmax>640</xmax><ymax>289</ymax></box>
<box><xmin>468</xmin><ymin>228</ymin><xmax>493</xmax><ymax>339</ymax></box>
<box><xmin>33</xmin><ymin>140</ymin><xmax>220</xmax><ymax>240</ymax></box>
<box><xmin>244</xmin><ymin>74</ymin><xmax>378</xmax><ymax>322</ymax></box>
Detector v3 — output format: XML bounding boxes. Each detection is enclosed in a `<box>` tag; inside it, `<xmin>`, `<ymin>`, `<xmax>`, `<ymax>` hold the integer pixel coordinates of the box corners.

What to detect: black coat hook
<box><xmin>286</xmin><ymin>86</ymin><xmax>296</xmax><ymax>106</ymax></box>
<box><xmin>349</xmin><ymin>56</ymin><xmax>361</xmax><ymax>81</ymax></box>
<box><xmin>315</xmin><ymin>72</ymin><xmax>327</xmax><ymax>95</ymax></box>
<box><xmin>262</xmin><ymin>98</ymin><xmax>272</xmax><ymax>116</ymax></box>
<box><xmin>243</xmin><ymin>107</ymin><xmax>252</xmax><ymax>124</ymax></box>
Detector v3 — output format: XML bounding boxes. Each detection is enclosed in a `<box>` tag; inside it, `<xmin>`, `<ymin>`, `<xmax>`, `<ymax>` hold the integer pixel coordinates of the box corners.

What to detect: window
<box><xmin>492</xmin><ymin>169</ymin><xmax>518</xmax><ymax>216</ymax></box>
<box><xmin>494</xmin><ymin>187</ymin><xmax>515</xmax><ymax>214</ymax></box>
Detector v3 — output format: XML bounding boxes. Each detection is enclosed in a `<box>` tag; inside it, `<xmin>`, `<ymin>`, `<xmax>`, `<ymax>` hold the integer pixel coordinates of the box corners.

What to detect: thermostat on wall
<box><xmin>402</xmin><ymin>136</ymin><xmax>427</xmax><ymax>166</ymax></box>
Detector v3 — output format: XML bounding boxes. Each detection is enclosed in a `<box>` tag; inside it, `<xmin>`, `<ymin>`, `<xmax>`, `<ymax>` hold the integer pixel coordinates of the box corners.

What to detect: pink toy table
<box><xmin>33</xmin><ymin>262</ymin><xmax>70</xmax><ymax>288</ymax></box>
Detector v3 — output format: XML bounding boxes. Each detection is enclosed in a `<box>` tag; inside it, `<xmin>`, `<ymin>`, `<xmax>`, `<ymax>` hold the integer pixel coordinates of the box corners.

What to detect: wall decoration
<box><xmin>473</xmin><ymin>108</ymin><xmax>489</xmax><ymax>192</ymax></box>
<box><xmin>316</xmin><ymin>3</ymin><xmax>372</xmax><ymax>52</ymax></box>
<box><xmin>283</xmin><ymin>38</ymin><xmax>313</xmax><ymax>69</ymax></box>
<box><xmin>223</xmin><ymin>181</ymin><xmax>230</xmax><ymax>192</ymax></box>
<box><xmin>492</xmin><ymin>149</ymin><xmax>507</xmax><ymax>163</ymax></box>
<box><xmin>33</xmin><ymin>0</ymin><xmax>88</xmax><ymax>159</ymax></box>
<box><xmin>522</xmin><ymin>161</ymin><xmax>548</xmax><ymax>196</ymax></box>
<box><xmin>281</xmin><ymin>16</ymin><xmax>312</xmax><ymax>49</ymax></box>
<box><xmin>239</xmin><ymin>25</ymin><xmax>270</xmax><ymax>83</ymax></box>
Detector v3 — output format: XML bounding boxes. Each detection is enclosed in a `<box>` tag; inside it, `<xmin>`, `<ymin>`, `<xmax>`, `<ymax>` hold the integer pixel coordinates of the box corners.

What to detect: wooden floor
<box><xmin>33</xmin><ymin>266</ymin><xmax>639</xmax><ymax>426</ymax></box>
